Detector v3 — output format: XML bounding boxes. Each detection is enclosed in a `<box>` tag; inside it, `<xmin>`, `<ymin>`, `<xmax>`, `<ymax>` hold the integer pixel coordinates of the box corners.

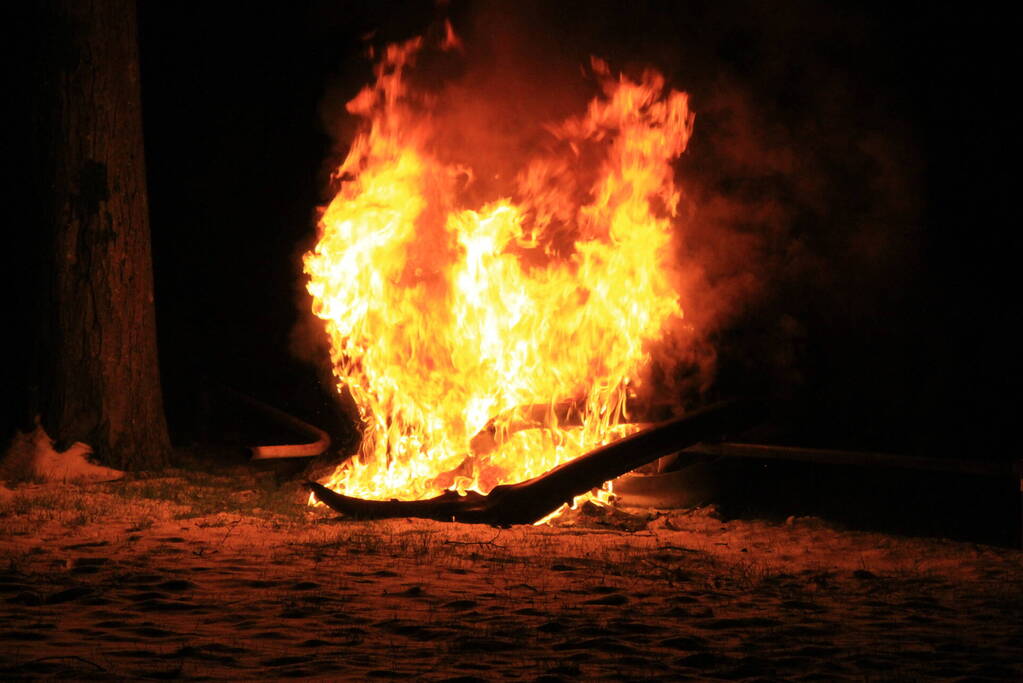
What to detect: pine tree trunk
<box><xmin>36</xmin><ymin>0</ymin><xmax>171</xmax><ymax>470</ymax></box>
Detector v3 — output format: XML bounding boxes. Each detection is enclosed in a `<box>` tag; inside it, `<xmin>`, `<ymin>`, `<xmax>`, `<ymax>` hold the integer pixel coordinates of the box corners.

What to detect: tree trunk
<box><xmin>35</xmin><ymin>0</ymin><xmax>170</xmax><ymax>469</ymax></box>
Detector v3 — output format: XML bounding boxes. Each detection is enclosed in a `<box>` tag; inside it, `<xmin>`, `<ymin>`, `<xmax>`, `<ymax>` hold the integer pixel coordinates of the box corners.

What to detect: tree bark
<box><xmin>35</xmin><ymin>0</ymin><xmax>170</xmax><ymax>469</ymax></box>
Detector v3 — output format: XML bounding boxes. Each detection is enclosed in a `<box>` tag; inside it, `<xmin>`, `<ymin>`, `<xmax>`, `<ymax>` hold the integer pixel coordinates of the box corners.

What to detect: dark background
<box><xmin>5</xmin><ymin>1</ymin><xmax>1016</xmax><ymax>539</ymax></box>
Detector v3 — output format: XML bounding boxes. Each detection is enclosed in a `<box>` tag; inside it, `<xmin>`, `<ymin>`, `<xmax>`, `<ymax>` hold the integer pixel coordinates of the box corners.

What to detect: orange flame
<box><xmin>304</xmin><ymin>29</ymin><xmax>694</xmax><ymax>516</ymax></box>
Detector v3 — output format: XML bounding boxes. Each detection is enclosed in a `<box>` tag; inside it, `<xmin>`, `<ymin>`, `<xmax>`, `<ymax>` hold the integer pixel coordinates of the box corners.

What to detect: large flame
<box><xmin>304</xmin><ymin>29</ymin><xmax>694</xmax><ymax>513</ymax></box>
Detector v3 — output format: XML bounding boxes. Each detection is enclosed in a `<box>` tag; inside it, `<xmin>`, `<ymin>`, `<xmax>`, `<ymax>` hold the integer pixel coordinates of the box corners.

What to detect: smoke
<box><xmin>671</xmin><ymin>70</ymin><xmax>921</xmax><ymax>407</ymax></box>
<box><xmin>294</xmin><ymin>0</ymin><xmax>923</xmax><ymax>435</ymax></box>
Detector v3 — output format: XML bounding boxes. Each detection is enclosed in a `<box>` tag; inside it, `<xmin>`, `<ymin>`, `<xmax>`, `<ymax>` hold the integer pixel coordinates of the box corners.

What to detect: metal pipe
<box><xmin>212</xmin><ymin>384</ymin><xmax>330</xmax><ymax>460</ymax></box>
<box><xmin>683</xmin><ymin>442</ymin><xmax>1014</xmax><ymax>478</ymax></box>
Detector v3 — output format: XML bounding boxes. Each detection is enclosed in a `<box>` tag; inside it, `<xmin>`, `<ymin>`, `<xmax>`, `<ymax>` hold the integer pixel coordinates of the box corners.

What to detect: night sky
<box><xmin>8</xmin><ymin>1</ymin><xmax>1014</xmax><ymax>468</ymax></box>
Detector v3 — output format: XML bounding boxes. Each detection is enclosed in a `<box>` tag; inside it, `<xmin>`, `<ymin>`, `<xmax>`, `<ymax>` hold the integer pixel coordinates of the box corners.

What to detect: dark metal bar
<box><xmin>684</xmin><ymin>442</ymin><xmax>1015</xmax><ymax>478</ymax></box>
<box><xmin>213</xmin><ymin>384</ymin><xmax>331</xmax><ymax>459</ymax></box>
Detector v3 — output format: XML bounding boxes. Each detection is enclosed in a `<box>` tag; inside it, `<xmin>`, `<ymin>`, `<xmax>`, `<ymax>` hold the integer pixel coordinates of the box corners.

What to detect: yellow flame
<box><xmin>304</xmin><ymin>31</ymin><xmax>694</xmax><ymax>515</ymax></box>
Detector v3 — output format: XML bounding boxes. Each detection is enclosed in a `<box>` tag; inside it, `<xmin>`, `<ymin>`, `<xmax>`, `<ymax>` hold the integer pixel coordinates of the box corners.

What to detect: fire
<box><xmin>304</xmin><ymin>27</ymin><xmax>694</xmax><ymax>515</ymax></box>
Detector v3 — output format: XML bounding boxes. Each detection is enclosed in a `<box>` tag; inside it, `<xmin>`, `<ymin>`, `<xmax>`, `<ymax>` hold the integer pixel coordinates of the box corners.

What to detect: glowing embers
<box><xmin>303</xmin><ymin>26</ymin><xmax>693</xmax><ymax>512</ymax></box>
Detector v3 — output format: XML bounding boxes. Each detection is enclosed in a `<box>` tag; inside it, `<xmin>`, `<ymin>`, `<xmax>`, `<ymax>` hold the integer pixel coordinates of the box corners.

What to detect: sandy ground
<box><xmin>1</xmin><ymin>467</ymin><xmax>1021</xmax><ymax>681</ymax></box>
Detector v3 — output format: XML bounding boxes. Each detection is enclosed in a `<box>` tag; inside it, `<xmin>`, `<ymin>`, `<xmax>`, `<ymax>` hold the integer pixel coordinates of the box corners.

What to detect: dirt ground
<box><xmin>1</xmin><ymin>463</ymin><xmax>1021</xmax><ymax>681</ymax></box>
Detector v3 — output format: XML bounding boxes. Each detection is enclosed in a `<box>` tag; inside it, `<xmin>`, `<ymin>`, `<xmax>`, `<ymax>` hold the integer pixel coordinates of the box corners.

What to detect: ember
<box><xmin>303</xmin><ymin>25</ymin><xmax>696</xmax><ymax>514</ymax></box>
